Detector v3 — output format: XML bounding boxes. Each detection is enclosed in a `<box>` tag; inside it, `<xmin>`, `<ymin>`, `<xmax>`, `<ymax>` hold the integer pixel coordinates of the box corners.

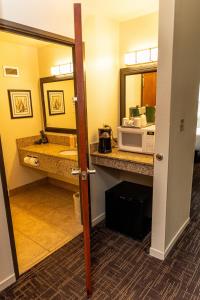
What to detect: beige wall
<box><xmin>0</xmin><ymin>1</ymin><xmax>159</xmax><ymax>290</ymax></box>
<box><xmin>0</xmin><ymin>0</ymin><xmax>75</xmax><ymax>291</ymax></box>
<box><xmin>84</xmin><ymin>12</ymin><xmax>157</xmax><ymax>234</ymax></box>
<box><xmin>38</xmin><ymin>44</ymin><xmax>76</xmax><ymax>131</ymax></box>
<box><xmin>126</xmin><ymin>74</ymin><xmax>142</xmax><ymax>117</ymax></box>
<box><xmin>83</xmin><ymin>15</ymin><xmax>121</xmax><ymax>221</ymax></box>
<box><xmin>84</xmin><ymin>12</ymin><xmax>155</xmax><ymax>222</ymax></box>
<box><xmin>84</xmin><ymin>16</ymin><xmax>120</xmax><ymax>141</ymax></box>
<box><xmin>0</xmin><ymin>41</ymin><xmax>45</xmax><ymax>190</ymax></box>
<box><xmin>119</xmin><ymin>12</ymin><xmax>158</xmax><ymax>67</ymax></box>
<box><xmin>43</xmin><ymin>80</ymin><xmax>76</xmax><ymax>129</ymax></box>
<box><xmin>38</xmin><ymin>45</ymin><xmax>72</xmax><ymax>78</ymax></box>
<box><xmin>0</xmin><ymin>39</ymin><xmax>76</xmax><ymax>192</ymax></box>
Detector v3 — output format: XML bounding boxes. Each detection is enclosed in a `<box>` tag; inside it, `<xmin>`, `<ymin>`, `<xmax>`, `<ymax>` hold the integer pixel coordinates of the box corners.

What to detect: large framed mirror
<box><xmin>40</xmin><ymin>75</ymin><xmax>76</xmax><ymax>133</ymax></box>
<box><xmin>120</xmin><ymin>63</ymin><xmax>157</xmax><ymax>124</ymax></box>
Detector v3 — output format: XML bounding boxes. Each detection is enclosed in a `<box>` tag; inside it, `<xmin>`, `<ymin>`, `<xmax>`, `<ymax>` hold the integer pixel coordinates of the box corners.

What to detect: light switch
<box><xmin>180</xmin><ymin>119</ymin><xmax>184</xmax><ymax>132</ymax></box>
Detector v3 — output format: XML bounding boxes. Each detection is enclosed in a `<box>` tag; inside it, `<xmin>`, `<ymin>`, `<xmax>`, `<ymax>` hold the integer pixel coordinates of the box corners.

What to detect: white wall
<box><xmin>150</xmin><ymin>0</ymin><xmax>175</xmax><ymax>259</ymax></box>
<box><xmin>165</xmin><ymin>0</ymin><xmax>200</xmax><ymax>247</ymax></box>
<box><xmin>0</xmin><ymin>175</ymin><xmax>15</xmax><ymax>291</ymax></box>
<box><xmin>197</xmin><ymin>88</ymin><xmax>200</xmax><ymax>128</ymax></box>
<box><xmin>150</xmin><ymin>0</ymin><xmax>200</xmax><ymax>259</ymax></box>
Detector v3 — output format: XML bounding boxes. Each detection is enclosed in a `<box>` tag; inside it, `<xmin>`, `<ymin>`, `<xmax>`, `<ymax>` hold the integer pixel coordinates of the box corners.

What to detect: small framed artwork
<box><xmin>47</xmin><ymin>90</ymin><xmax>65</xmax><ymax>115</ymax></box>
<box><xmin>8</xmin><ymin>89</ymin><xmax>33</xmax><ymax>119</ymax></box>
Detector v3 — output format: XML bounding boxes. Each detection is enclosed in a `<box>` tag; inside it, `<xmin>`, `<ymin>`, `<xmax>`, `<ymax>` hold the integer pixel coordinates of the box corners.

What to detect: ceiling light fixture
<box><xmin>124</xmin><ymin>47</ymin><xmax>158</xmax><ymax>66</ymax></box>
<box><xmin>51</xmin><ymin>62</ymin><xmax>73</xmax><ymax>76</ymax></box>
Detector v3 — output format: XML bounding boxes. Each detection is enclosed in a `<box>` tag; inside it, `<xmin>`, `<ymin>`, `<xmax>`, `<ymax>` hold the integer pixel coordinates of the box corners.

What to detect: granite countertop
<box><xmin>19</xmin><ymin>143</ymin><xmax>78</xmax><ymax>161</ymax></box>
<box><xmin>91</xmin><ymin>147</ymin><xmax>154</xmax><ymax>166</ymax></box>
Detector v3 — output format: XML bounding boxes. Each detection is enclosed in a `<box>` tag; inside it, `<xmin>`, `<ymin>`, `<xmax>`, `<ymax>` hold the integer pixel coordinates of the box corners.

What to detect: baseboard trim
<box><xmin>0</xmin><ymin>274</ymin><xmax>15</xmax><ymax>292</ymax></box>
<box><xmin>164</xmin><ymin>217</ymin><xmax>190</xmax><ymax>258</ymax></box>
<box><xmin>92</xmin><ymin>213</ymin><xmax>105</xmax><ymax>227</ymax></box>
<box><xmin>9</xmin><ymin>177</ymin><xmax>79</xmax><ymax>197</ymax></box>
<box><xmin>149</xmin><ymin>247</ymin><xmax>165</xmax><ymax>260</ymax></box>
<box><xmin>48</xmin><ymin>178</ymin><xmax>79</xmax><ymax>193</ymax></box>
<box><xmin>9</xmin><ymin>177</ymin><xmax>48</xmax><ymax>196</ymax></box>
<box><xmin>150</xmin><ymin>217</ymin><xmax>190</xmax><ymax>260</ymax></box>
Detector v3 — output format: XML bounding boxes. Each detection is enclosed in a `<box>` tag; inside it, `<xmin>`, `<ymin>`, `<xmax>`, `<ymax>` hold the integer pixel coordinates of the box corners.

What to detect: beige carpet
<box><xmin>10</xmin><ymin>182</ymin><xmax>83</xmax><ymax>274</ymax></box>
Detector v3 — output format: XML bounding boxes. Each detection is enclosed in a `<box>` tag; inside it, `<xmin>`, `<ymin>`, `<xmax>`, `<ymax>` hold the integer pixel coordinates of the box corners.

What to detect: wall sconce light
<box><xmin>124</xmin><ymin>52</ymin><xmax>136</xmax><ymax>65</ymax></box>
<box><xmin>51</xmin><ymin>62</ymin><xmax>73</xmax><ymax>76</ymax></box>
<box><xmin>150</xmin><ymin>47</ymin><xmax>158</xmax><ymax>62</ymax></box>
<box><xmin>124</xmin><ymin>47</ymin><xmax>158</xmax><ymax>66</ymax></box>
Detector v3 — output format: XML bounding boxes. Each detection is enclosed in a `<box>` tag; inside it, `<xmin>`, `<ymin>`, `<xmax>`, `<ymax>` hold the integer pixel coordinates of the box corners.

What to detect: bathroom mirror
<box><xmin>120</xmin><ymin>63</ymin><xmax>157</xmax><ymax>123</ymax></box>
<box><xmin>40</xmin><ymin>75</ymin><xmax>76</xmax><ymax>133</ymax></box>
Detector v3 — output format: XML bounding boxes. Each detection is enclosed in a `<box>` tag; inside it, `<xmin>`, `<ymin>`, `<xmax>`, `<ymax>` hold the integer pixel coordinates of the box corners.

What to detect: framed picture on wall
<box><xmin>8</xmin><ymin>89</ymin><xmax>33</xmax><ymax>119</ymax></box>
<box><xmin>47</xmin><ymin>90</ymin><xmax>65</xmax><ymax>115</ymax></box>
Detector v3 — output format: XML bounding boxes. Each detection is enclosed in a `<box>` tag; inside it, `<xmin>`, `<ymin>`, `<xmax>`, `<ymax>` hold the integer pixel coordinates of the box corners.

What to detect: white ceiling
<box><xmin>0</xmin><ymin>0</ymin><xmax>159</xmax><ymax>44</ymax></box>
<box><xmin>81</xmin><ymin>0</ymin><xmax>159</xmax><ymax>22</ymax></box>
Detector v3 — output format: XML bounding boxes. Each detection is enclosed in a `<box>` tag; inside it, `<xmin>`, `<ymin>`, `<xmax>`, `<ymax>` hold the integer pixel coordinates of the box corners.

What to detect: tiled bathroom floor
<box><xmin>9</xmin><ymin>182</ymin><xmax>83</xmax><ymax>274</ymax></box>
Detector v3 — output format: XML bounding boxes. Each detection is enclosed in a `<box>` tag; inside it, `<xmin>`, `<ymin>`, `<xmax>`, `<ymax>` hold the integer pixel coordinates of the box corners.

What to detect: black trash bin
<box><xmin>105</xmin><ymin>181</ymin><xmax>152</xmax><ymax>240</ymax></box>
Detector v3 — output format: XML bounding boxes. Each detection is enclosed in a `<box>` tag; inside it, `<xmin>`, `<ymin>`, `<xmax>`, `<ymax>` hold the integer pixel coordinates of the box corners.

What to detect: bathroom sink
<box><xmin>59</xmin><ymin>150</ymin><xmax>77</xmax><ymax>156</ymax></box>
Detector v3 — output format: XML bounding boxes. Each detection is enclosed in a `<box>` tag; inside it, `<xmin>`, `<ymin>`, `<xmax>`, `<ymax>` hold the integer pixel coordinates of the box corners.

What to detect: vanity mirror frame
<box><xmin>40</xmin><ymin>75</ymin><xmax>76</xmax><ymax>134</ymax></box>
<box><xmin>120</xmin><ymin>62</ymin><xmax>157</xmax><ymax>124</ymax></box>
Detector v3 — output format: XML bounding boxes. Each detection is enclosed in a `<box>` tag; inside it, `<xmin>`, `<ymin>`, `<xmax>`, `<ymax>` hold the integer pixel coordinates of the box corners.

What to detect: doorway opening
<box><xmin>0</xmin><ymin>26</ymin><xmax>83</xmax><ymax>275</ymax></box>
<box><xmin>194</xmin><ymin>86</ymin><xmax>200</xmax><ymax>163</ymax></box>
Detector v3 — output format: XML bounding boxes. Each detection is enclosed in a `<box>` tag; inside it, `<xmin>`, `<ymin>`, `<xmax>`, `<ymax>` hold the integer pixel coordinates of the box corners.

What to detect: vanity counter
<box><xmin>19</xmin><ymin>143</ymin><xmax>77</xmax><ymax>161</ymax></box>
<box><xmin>91</xmin><ymin>147</ymin><xmax>154</xmax><ymax>176</ymax></box>
<box><xmin>17</xmin><ymin>136</ymin><xmax>78</xmax><ymax>184</ymax></box>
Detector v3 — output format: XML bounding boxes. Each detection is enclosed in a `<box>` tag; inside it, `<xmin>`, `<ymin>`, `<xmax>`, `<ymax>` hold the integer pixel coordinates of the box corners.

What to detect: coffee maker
<box><xmin>98</xmin><ymin>125</ymin><xmax>112</xmax><ymax>153</ymax></box>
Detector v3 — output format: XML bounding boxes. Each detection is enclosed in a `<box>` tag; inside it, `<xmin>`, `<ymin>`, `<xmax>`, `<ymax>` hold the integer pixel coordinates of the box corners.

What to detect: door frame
<box><xmin>0</xmin><ymin>137</ymin><xmax>19</xmax><ymax>278</ymax></box>
<box><xmin>0</xmin><ymin>18</ymin><xmax>90</xmax><ymax>285</ymax></box>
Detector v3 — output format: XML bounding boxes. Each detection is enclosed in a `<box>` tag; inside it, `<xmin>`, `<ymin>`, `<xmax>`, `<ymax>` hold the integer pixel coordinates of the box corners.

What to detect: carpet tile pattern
<box><xmin>1</xmin><ymin>164</ymin><xmax>200</xmax><ymax>299</ymax></box>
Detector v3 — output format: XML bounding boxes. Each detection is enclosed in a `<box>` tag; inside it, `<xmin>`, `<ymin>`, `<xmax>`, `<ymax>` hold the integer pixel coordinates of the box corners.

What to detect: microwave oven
<box><xmin>117</xmin><ymin>125</ymin><xmax>155</xmax><ymax>154</ymax></box>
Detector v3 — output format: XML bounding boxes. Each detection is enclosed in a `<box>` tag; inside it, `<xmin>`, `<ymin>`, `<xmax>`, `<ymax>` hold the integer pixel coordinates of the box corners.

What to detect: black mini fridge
<box><xmin>105</xmin><ymin>181</ymin><xmax>152</xmax><ymax>240</ymax></box>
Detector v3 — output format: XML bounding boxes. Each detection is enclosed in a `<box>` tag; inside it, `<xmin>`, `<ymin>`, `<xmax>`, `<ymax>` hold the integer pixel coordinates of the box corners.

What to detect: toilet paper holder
<box><xmin>24</xmin><ymin>155</ymin><xmax>39</xmax><ymax>167</ymax></box>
